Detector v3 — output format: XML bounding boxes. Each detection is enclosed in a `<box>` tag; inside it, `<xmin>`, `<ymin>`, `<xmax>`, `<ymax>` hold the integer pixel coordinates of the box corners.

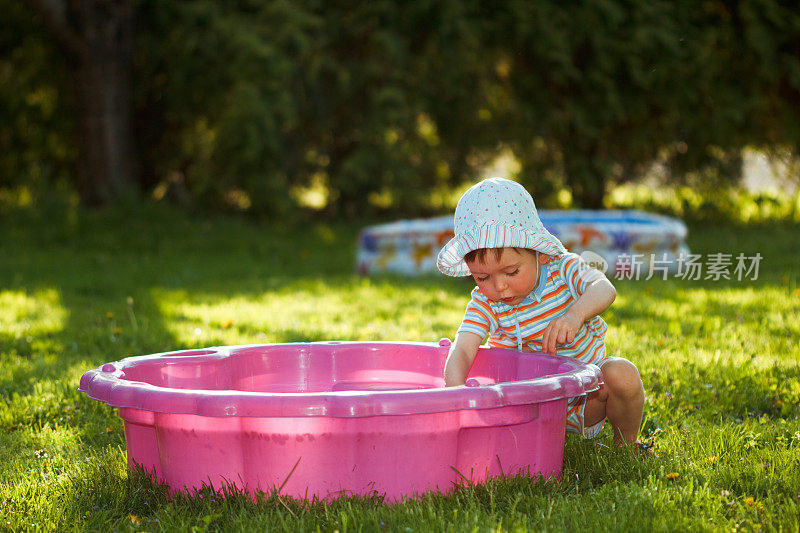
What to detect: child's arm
<box><xmin>444</xmin><ymin>331</ymin><xmax>484</xmax><ymax>386</ymax></box>
<box><xmin>541</xmin><ymin>278</ymin><xmax>617</xmax><ymax>355</ymax></box>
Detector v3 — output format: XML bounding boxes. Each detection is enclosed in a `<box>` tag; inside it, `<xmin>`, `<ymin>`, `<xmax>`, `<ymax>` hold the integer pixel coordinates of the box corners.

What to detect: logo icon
<box><xmin>580</xmin><ymin>250</ymin><xmax>608</xmax><ymax>273</ymax></box>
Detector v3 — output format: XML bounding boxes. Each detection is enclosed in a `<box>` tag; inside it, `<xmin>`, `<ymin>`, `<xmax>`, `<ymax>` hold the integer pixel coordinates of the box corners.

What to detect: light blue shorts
<box><xmin>566</xmin><ymin>358</ymin><xmax>607</xmax><ymax>438</ymax></box>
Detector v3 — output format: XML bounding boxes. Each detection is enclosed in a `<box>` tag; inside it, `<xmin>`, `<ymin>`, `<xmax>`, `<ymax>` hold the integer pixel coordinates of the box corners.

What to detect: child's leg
<box><xmin>583</xmin><ymin>357</ymin><xmax>645</xmax><ymax>446</ymax></box>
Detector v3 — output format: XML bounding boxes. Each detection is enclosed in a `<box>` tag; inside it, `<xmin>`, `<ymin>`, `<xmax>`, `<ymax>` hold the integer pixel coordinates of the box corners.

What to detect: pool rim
<box><xmin>79</xmin><ymin>341</ymin><xmax>602</xmax><ymax>418</ymax></box>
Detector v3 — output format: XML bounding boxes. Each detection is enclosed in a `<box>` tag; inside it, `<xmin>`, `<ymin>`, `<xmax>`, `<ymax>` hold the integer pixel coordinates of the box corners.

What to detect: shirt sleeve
<box><xmin>559</xmin><ymin>252</ymin><xmax>607</xmax><ymax>298</ymax></box>
<box><xmin>456</xmin><ymin>290</ymin><xmax>494</xmax><ymax>340</ymax></box>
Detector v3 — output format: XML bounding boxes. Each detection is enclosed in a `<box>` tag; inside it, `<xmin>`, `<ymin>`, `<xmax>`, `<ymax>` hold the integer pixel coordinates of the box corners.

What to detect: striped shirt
<box><xmin>457</xmin><ymin>252</ymin><xmax>609</xmax><ymax>365</ymax></box>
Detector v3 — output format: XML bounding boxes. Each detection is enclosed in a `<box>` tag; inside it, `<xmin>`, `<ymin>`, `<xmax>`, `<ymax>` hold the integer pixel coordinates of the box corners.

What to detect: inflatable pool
<box><xmin>356</xmin><ymin>210</ymin><xmax>689</xmax><ymax>276</ymax></box>
<box><xmin>79</xmin><ymin>341</ymin><xmax>601</xmax><ymax>501</ymax></box>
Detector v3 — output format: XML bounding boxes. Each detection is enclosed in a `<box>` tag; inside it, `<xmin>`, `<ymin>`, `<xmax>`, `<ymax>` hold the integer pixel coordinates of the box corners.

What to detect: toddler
<box><xmin>437</xmin><ymin>178</ymin><xmax>645</xmax><ymax>447</ymax></box>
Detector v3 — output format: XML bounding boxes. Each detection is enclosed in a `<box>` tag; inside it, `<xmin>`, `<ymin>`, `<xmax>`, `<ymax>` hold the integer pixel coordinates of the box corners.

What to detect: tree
<box><xmin>24</xmin><ymin>0</ymin><xmax>136</xmax><ymax>205</ymax></box>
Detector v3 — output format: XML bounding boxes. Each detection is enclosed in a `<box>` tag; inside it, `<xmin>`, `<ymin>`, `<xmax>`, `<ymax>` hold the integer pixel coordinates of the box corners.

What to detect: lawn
<box><xmin>1</xmin><ymin>204</ymin><xmax>798</xmax><ymax>532</ymax></box>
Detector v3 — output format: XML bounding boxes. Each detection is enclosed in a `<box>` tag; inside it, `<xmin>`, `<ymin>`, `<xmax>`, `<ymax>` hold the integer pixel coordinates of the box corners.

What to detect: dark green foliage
<box><xmin>3</xmin><ymin>0</ymin><xmax>800</xmax><ymax>214</ymax></box>
<box><xmin>0</xmin><ymin>2</ymin><xmax>75</xmax><ymax>200</ymax></box>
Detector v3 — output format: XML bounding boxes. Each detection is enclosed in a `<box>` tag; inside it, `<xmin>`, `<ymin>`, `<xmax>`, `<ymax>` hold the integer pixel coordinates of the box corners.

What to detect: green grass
<box><xmin>1</xmin><ymin>204</ymin><xmax>798</xmax><ymax>532</ymax></box>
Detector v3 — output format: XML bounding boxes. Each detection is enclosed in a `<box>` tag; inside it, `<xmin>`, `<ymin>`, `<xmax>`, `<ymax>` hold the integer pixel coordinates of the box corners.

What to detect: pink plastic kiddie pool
<box><xmin>79</xmin><ymin>341</ymin><xmax>601</xmax><ymax>501</ymax></box>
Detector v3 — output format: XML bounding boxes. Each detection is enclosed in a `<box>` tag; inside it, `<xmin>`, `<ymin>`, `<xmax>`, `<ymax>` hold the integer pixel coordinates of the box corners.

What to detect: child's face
<box><xmin>466</xmin><ymin>248</ymin><xmax>540</xmax><ymax>306</ymax></box>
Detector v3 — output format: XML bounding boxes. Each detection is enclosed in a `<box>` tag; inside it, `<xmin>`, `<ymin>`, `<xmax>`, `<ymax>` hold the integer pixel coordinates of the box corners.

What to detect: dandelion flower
<box><xmin>666</xmin><ymin>472</ymin><xmax>680</xmax><ymax>480</ymax></box>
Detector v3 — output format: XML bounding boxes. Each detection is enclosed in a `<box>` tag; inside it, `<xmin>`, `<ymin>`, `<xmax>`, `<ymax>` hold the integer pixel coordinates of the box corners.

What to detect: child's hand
<box><xmin>444</xmin><ymin>331</ymin><xmax>483</xmax><ymax>386</ymax></box>
<box><xmin>541</xmin><ymin>311</ymin><xmax>582</xmax><ymax>355</ymax></box>
<box><xmin>541</xmin><ymin>278</ymin><xmax>616</xmax><ymax>355</ymax></box>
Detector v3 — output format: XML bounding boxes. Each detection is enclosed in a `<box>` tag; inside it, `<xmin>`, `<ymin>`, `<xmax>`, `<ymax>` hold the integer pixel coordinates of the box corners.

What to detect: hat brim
<box><xmin>437</xmin><ymin>222</ymin><xmax>566</xmax><ymax>277</ymax></box>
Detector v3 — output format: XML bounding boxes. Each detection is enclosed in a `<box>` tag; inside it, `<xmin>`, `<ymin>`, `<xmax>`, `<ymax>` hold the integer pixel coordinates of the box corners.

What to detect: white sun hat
<box><xmin>437</xmin><ymin>177</ymin><xmax>567</xmax><ymax>277</ymax></box>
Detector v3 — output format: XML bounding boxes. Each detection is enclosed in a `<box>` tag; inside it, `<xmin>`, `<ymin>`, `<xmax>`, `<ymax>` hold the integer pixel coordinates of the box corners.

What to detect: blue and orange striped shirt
<box><xmin>457</xmin><ymin>252</ymin><xmax>609</xmax><ymax>365</ymax></box>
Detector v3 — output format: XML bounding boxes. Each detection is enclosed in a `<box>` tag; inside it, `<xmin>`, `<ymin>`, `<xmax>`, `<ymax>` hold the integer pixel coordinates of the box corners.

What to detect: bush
<box><xmin>4</xmin><ymin>0</ymin><xmax>800</xmax><ymax>216</ymax></box>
